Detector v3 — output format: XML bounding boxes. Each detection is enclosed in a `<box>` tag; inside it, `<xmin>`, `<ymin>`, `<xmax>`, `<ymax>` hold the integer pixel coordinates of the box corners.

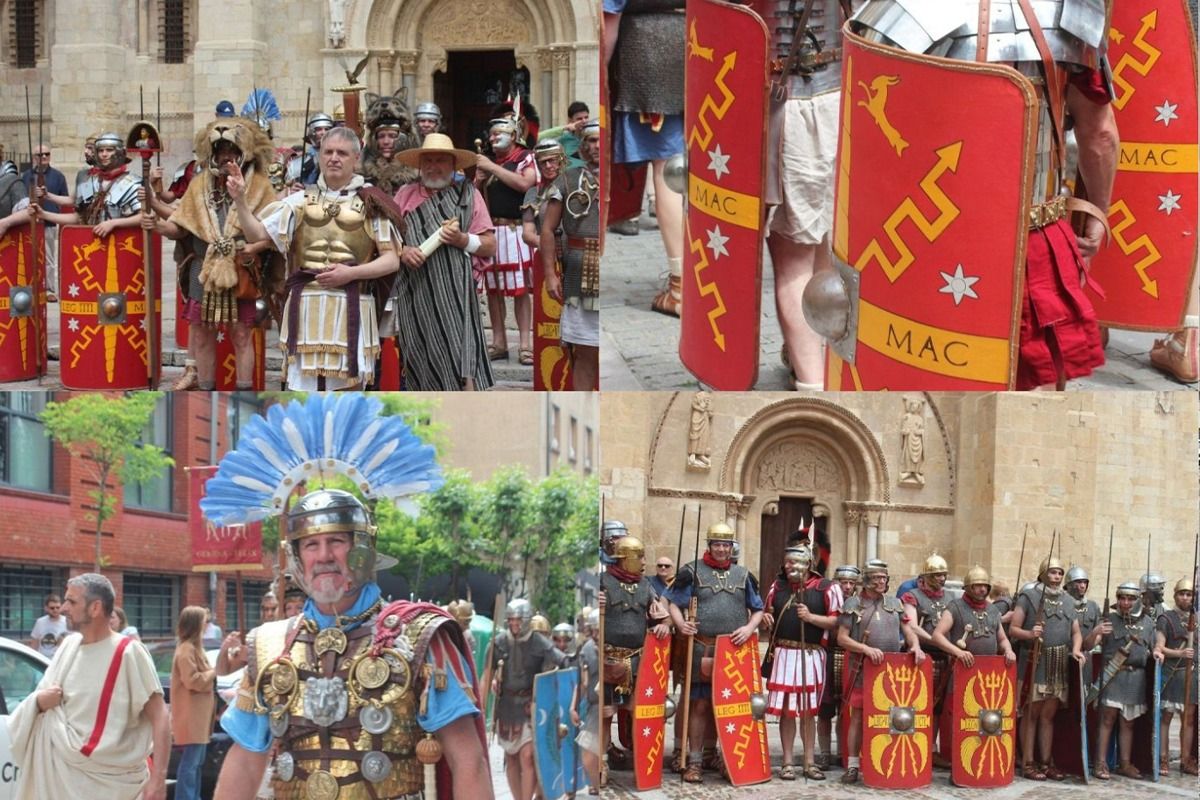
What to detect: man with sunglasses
<box><xmin>650</xmin><ymin>557</ymin><xmax>675</xmax><ymax>596</ymax></box>
<box><xmin>20</xmin><ymin>144</ymin><xmax>68</xmax><ymax>301</ymax></box>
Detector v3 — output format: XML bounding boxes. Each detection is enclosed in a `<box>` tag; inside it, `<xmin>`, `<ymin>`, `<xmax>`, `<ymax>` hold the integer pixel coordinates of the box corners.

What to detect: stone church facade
<box><xmin>603</xmin><ymin>391</ymin><xmax>1199</xmax><ymax>590</ymax></box>
<box><xmin>0</xmin><ymin>0</ymin><xmax>597</xmax><ymax>175</ymax></box>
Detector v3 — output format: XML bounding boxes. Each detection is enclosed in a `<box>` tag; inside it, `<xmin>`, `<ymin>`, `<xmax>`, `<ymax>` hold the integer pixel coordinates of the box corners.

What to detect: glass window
<box><xmin>160</xmin><ymin>0</ymin><xmax>190</xmax><ymax>64</ymax></box>
<box><xmin>0</xmin><ymin>392</ymin><xmax>52</xmax><ymax>492</ymax></box>
<box><xmin>569</xmin><ymin>416</ymin><xmax>578</xmax><ymax>463</ymax></box>
<box><xmin>128</xmin><ymin>395</ymin><xmax>173</xmax><ymax>512</ymax></box>
<box><xmin>0</xmin><ymin>564</ymin><xmax>60</xmax><ymax>640</ymax></box>
<box><xmin>11</xmin><ymin>0</ymin><xmax>41</xmax><ymax>69</ymax></box>
<box><xmin>549</xmin><ymin>404</ymin><xmax>560</xmax><ymax>454</ymax></box>
<box><xmin>122</xmin><ymin>573</ymin><xmax>178</xmax><ymax>638</ymax></box>
<box><xmin>0</xmin><ymin>644</ymin><xmax>47</xmax><ymax>714</ymax></box>
<box><xmin>224</xmin><ymin>579</ymin><xmax>272</xmax><ymax>632</ymax></box>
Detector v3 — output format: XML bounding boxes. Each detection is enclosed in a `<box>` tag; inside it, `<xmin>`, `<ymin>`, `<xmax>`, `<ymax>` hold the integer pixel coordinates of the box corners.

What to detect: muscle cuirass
<box><xmin>485</xmin><ymin>158</ymin><xmax>528</xmax><ymax>220</ymax></box>
<box><xmin>602</xmin><ymin>572</ymin><xmax>655</xmax><ymax>649</ymax></box>
<box><xmin>770</xmin><ymin>579</ymin><xmax>828</xmax><ymax>644</ymax></box>
<box><xmin>947</xmin><ymin>598</ymin><xmax>1001</xmax><ymax>656</ymax></box>
<box><xmin>910</xmin><ymin>587</ymin><xmax>949</xmax><ymax>634</ymax></box>
<box><xmin>841</xmin><ymin>594</ymin><xmax>903</xmax><ymax>653</ymax></box>
<box><xmin>764</xmin><ymin>0</ymin><xmax>858</xmax><ymax>97</ymax></box>
<box><xmin>1017</xmin><ymin>586</ymin><xmax>1074</xmax><ymax>646</ymax></box>
<box><xmin>692</xmin><ymin>561</ymin><xmax>751</xmax><ymax>637</ymax></box>
<box><xmin>612</xmin><ymin>2</ymin><xmax>686</xmax><ymax>115</ymax></box>
<box><xmin>295</xmin><ymin>188</ymin><xmax>376</xmax><ymax>272</ymax></box>
<box><xmin>246</xmin><ymin>609</ymin><xmax>449</xmax><ymax>800</ymax></box>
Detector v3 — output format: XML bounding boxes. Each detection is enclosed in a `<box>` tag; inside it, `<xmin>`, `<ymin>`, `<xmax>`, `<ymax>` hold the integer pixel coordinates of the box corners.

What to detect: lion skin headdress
<box><xmin>193</xmin><ymin>117</ymin><xmax>275</xmax><ymax>177</ymax></box>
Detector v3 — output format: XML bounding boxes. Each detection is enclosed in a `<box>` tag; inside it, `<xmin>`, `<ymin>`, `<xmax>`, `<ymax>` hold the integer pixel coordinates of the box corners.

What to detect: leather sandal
<box><xmin>1150</xmin><ymin>327</ymin><xmax>1199</xmax><ymax>383</ymax></box>
<box><xmin>1181</xmin><ymin>759</ymin><xmax>1199</xmax><ymax>775</ymax></box>
<box><xmin>1117</xmin><ymin>762</ymin><xmax>1141</xmax><ymax>779</ymax></box>
<box><xmin>172</xmin><ymin>362</ymin><xmax>199</xmax><ymax>391</ymax></box>
<box><xmin>1023</xmin><ymin>763</ymin><xmax>1047</xmax><ymax>780</ymax></box>
<box><xmin>1160</xmin><ymin>759</ymin><xmax>1170</xmax><ymax>776</ymax></box>
<box><xmin>651</xmin><ymin>274</ymin><xmax>681</xmax><ymax>317</ymax></box>
<box><xmin>1094</xmin><ymin>765</ymin><xmax>1110</xmax><ymax>780</ymax></box>
<box><xmin>803</xmin><ymin>765</ymin><xmax>826</xmax><ymax>781</ymax></box>
<box><xmin>682</xmin><ymin>763</ymin><xmax>703</xmax><ymax>783</ymax></box>
<box><xmin>1044</xmin><ymin>763</ymin><xmax>1066</xmax><ymax>781</ymax></box>
<box><xmin>840</xmin><ymin>766</ymin><xmax>860</xmax><ymax>784</ymax></box>
<box><xmin>779</xmin><ymin>764</ymin><xmax>796</xmax><ymax>781</ymax></box>
<box><xmin>488</xmin><ymin>343</ymin><xmax>509</xmax><ymax>360</ymax></box>
<box><xmin>519</xmin><ymin>348</ymin><xmax>534</xmax><ymax>366</ymax></box>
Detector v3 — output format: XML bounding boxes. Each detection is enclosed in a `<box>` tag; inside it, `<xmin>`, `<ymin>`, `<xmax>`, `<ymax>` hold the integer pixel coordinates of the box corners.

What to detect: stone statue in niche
<box><xmin>328</xmin><ymin>0</ymin><xmax>347</xmax><ymax>48</ymax></box>
<box><xmin>899</xmin><ymin>396</ymin><xmax>926</xmax><ymax>487</ymax></box>
<box><xmin>687</xmin><ymin>391</ymin><xmax>712</xmax><ymax>470</ymax></box>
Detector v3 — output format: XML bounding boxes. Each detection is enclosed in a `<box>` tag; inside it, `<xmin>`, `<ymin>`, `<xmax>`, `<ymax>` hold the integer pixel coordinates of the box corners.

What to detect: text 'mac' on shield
<box><xmin>712</xmin><ymin>634</ymin><xmax>770</xmax><ymax>786</ymax></box>
<box><xmin>861</xmin><ymin>652</ymin><xmax>933</xmax><ymax>789</ymax></box>
<box><xmin>632</xmin><ymin>630</ymin><xmax>670</xmax><ymax>790</ymax></box>
<box><xmin>1048</xmin><ymin>659</ymin><xmax>1089</xmax><ymax>782</ymax></box>
<box><xmin>827</xmin><ymin>33</ymin><xmax>1038</xmax><ymax>390</ymax></box>
<box><xmin>59</xmin><ymin>225</ymin><xmax>162</xmax><ymax>390</ymax></box>
<box><xmin>950</xmin><ymin>656</ymin><xmax>1015</xmax><ymax>788</ymax></box>
<box><xmin>680</xmin><ymin>0</ymin><xmax>768</xmax><ymax>390</ymax></box>
<box><xmin>0</xmin><ymin>222</ymin><xmax>47</xmax><ymax>382</ymax></box>
<box><xmin>533</xmin><ymin>669</ymin><xmax>567</xmax><ymax>799</ymax></box>
<box><xmin>1085</xmin><ymin>0</ymin><xmax>1197</xmax><ymax>330</ymax></box>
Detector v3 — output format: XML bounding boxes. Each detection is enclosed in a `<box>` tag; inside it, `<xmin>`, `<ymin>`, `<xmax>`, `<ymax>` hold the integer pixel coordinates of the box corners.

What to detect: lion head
<box><xmin>193</xmin><ymin>117</ymin><xmax>275</xmax><ymax>177</ymax></box>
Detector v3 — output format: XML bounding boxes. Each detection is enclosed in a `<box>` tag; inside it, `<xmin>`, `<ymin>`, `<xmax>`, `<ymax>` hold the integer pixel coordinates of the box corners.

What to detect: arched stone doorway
<box><xmin>718</xmin><ymin>398</ymin><xmax>890</xmax><ymax>582</ymax></box>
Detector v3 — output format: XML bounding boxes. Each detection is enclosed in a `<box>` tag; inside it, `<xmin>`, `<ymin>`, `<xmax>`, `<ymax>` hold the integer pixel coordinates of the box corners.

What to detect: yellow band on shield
<box><xmin>689</xmin><ymin>175</ymin><xmax>761</xmax><ymax>231</ymax></box>
<box><xmin>858</xmin><ymin>299</ymin><xmax>1009</xmax><ymax>383</ymax></box>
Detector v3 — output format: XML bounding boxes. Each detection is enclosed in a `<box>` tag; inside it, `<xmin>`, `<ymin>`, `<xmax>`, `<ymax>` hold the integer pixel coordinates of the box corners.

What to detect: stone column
<box><xmin>50</xmin><ymin>0</ymin><xmax>129</xmax><ymax>150</ymax></box>
<box><xmin>376</xmin><ymin>52</ymin><xmax>396</xmax><ymax>95</ymax></box>
<box><xmin>535</xmin><ymin>48</ymin><xmax>554</xmax><ymax>125</ymax></box>
<box><xmin>552</xmin><ymin>47</ymin><xmax>572</xmax><ymax>124</ymax></box>
<box><xmin>397</xmin><ymin>52</ymin><xmax>420</xmax><ymax>104</ymax></box>
<box><xmin>866</xmin><ymin>511</ymin><xmax>881</xmax><ymax>561</ymax></box>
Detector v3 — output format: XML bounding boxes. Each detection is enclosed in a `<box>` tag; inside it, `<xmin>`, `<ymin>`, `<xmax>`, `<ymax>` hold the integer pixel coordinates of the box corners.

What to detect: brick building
<box><xmin>0</xmin><ymin>390</ymin><xmax>272</xmax><ymax>643</ymax></box>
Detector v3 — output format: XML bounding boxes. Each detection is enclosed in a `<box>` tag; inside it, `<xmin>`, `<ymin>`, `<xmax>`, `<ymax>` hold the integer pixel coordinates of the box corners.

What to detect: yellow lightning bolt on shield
<box><xmin>688</xmin><ymin>51</ymin><xmax>738</xmax><ymax>152</ymax></box>
<box><xmin>687</xmin><ymin>220</ymin><xmax>728</xmax><ymax>350</ymax></box>
<box><xmin>1107</xmin><ymin>200</ymin><xmax>1162</xmax><ymax>297</ymax></box>
<box><xmin>1111</xmin><ymin>12</ymin><xmax>1161</xmax><ymax>110</ymax></box>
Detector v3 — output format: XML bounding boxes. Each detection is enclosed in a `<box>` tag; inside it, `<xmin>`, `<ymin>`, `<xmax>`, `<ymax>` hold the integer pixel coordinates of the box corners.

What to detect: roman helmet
<box><xmin>1140</xmin><ymin>572</ymin><xmax>1166</xmax><ymax>598</ymax></box>
<box><xmin>922</xmin><ymin>552</ymin><xmax>949</xmax><ymax>577</ymax></box>
<box><xmin>1038</xmin><ymin>556</ymin><xmax>1066</xmax><ymax>583</ymax></box>
<box><xmin>1065</xmin><ymin>565</ymin><xmax>1090</xmax><ymax>598</ymax></box>
<box><xmin>447</xmin><ymin>599</ymin><xmax>474</xmax><ymax>628</ymax></box>
<box><xmin>414</xmin><ymin>102</ymin><xmax>442</xmax><ymax>124</ymax></box>
<box><xmin>862</xmin><ymin>559</ymin><xmax>890</xmax><ymax>592</ymax></box>
<box><xmin>1115</xmin><ymin>581</ymin><xmax>1142</xmax><ymax>603</ymax></box>
<box><xmin>963</xmin><ymin>565</ymin><xmax>991</xmax><ymax>589</ymax></box>
<box><xmin>534</xmin><ymin>138</ymin><xmax>565</xmax><ymax>165</ymax></box>
<box><xmin>93</xmin><ymin>131</ymin><xmax>128</xmax><ymax>167</ymax></box>
<box><xmin>581</xmin><ymin>120</ymin><xmax>600</xmax><ymax>140</ymax></box>
<box><xmin>601</xmin><ymin>520</ymin><xmax>629</xmax><ymax>556</ymax></box>
<box><xmin>488</xmin><ymin>117</ymin><xmax>518</xmax><ymax>148</ymax></box>
<box><xmin>284</xmin><ymin>489</ymin><xmax>377</xmax><ymax>597</ymax></box>
<box><xmin>783</xmin><ymin>544</ymin><xmax>814</xmax><ymax>579</ymax></box>
<box><xmin>506</xmin><ymin>598</ymin><xmax>534</xmax><ymax>636</ymax></box>
<box><xmin>834</xmin><ymin>564</ymin><xmax>861</xmax><ymax>582</ymax></box>
<box><xmin>707</xmin><ymin>521</ymin><xmax>737</xmax><ymax>543</ymax></box>
<box><xmin>576</xmin><ymin>605</ymin><xmax>595</xmax><ymax>633</ymax></box>
<box><xmin>530</xmin><ymin>614</ymin><xmax>551</xmax><ymax>635</ymax></box>
<box><xmin>1175</xmin><ymin>578</ymin><xmax>1195</xmax><ymax>595</ymax></box>
<box><xmin>552</xmin><ymin>622</ymin><xmax>575</xmax><ymax>647</ymax></box>
<box><xmin>614</xmin><ymin>535</ymin><xmax>646</xmax><ymax>575</ymax></box>
<box><xmin>306</xmin><ymin>112</ymin><xmax>335</xmax><ymax>144</ymax></box>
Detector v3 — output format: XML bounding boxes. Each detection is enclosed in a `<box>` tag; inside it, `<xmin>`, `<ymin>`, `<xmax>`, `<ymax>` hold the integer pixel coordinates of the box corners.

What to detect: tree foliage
<box><xmin>40</xmin><ymin>392</ymin><xmax>175</xmax><ymax>570</ymax></box>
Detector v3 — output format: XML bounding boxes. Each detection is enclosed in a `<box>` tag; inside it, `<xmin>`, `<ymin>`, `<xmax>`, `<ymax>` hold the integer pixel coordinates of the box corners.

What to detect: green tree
<box><xmin>40</xmin><ymin>392</ymin><xmax>175</xmax><ymax>570</ymax></box>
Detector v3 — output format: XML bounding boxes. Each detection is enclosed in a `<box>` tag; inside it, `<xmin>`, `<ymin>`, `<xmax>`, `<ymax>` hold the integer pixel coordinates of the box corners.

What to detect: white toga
<box><xmin>6</xmin><ymin>631</ymin><xmax>162</xmax><ymax>800</ymax></box>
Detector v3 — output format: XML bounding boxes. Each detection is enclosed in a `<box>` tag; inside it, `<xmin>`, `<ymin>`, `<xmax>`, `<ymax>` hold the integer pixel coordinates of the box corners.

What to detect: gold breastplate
<box><xmin>295</xmin><ymin>188</ymin><xmax>376</xmax><ymax>272</ymax></box>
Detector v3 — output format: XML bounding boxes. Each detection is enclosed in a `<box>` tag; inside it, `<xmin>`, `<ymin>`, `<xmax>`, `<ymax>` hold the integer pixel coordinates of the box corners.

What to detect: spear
<box><xmin>1183</xmin><ymin>532</ymin><xmax>1198</xmax><ymax>712</ymax></box>
<box><xmin>672</xmin><ymin>505</ymin><xmax>686</xmax><ymax>588</ymax></box>
<box><xmin>24</xmin><ymin>86</ymin><xmax>44</xmax><ymax>378</ymax></box>
<box><xmin>1102</xmin><ymin>524</ymin><xmax>1114</xmax><ymax>616</ymax></box>
<box><xmin>1013</xmin><ymin>523</ymin><xmax>1028</xmax><ymax>600</ymax></box>
<box><xmin>678</xmin><ymin>504</ymin><xmax>701</xmax><ymax>780</ymax></box>
<box><xmin>300</xmin><ymin>88</ymin><xmax>312</xmax><ymax>185</ymax></box>
<box><xmin>1020</xmin><ymin>530</ymin><xmax>1056</xmax><ymax>712</ymax></box>
<box><xmin>156</xmin><ymin>88</ymin><xmax>162</xmax><ymax>167</ymax></box>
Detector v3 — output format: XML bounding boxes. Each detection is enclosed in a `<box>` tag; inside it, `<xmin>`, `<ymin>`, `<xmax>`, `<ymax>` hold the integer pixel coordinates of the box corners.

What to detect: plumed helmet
<box><xmin>534</xmin><ymin>138</ymin><xmax>565</xmax><ymax>162</ymax></box>
<box><xmin>613</xmin><ymin>535</ymin><xmax>646</xmax><ymax>574</ymax></box>
<box><xmin>1038</xmin><ymin>556</ymin><xmax>1066</xmax><ymax>582</ymax></box>
<box><xmin>922</xmin><ymin>552</ymin><xmax>949</xmax><ymax>576</ymax></box>
<box><xmin>1065</xmin><ymin>566</ymin><xmax>1089</xmax><ymax>584</ymax></box>
<box><xmin>284</xmin><ymin>489</ymin><xmax>376</xmax><ymax>597</ymax></box>
<box><xmin>834</xmin><ymin>564</ymin><xmax>861</xmax><ymax>581</ymax></box>
<box><xmin>707</xmin><ymin>522</ymin><xmax>737</xmax><ymax>543</ymax></box>
<box><xmin>414</xmin><ymin>102</ymin><xmax>442</xmax><ymax>121</ymax></box>
<box><xmin>530</xmin><ymin>614</ymin><xmax>551</xmax><ymax>635</ymax></box>
<box><xmin>963</xmin><ymin>565</ymin><xmax>991</xmax><ymax>588</ymax></box>
<box><xmin>1175</xmin><ymin>578</ymin><xmax>1194</xmax><ymax>594</ymax></box>
<box><xmin>1139</xmin><ymin>573</ymin><xmax>1166</xmax><ymax>593</ymax></box>
<box><xmin>601</xmin><ymin>520</ymin><xmax>629</xmax><ymax>555</ymax></box>
<box><xmin>1115</xmin><ymin>581</ymin><xmax>1141</xmax><ymax>599</ymax></box>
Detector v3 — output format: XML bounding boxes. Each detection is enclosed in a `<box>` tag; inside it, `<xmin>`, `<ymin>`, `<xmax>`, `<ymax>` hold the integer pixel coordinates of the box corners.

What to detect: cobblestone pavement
<box><xmin>600</xmin><ymin>211</ymin><xmax>1193</xmax><ymax>393</ymax></box>
<box><xmin>603</xmin><ymin>716</ymin><xmax>1198</xmax><ymax>799</ymax></box>
<box><xmin>4</xmin><ymin>239</ymin><xmax>533</xmax><ymax>390</ymax></box>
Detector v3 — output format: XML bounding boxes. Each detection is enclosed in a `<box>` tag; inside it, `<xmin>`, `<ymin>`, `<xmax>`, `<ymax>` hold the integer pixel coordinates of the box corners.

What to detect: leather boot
<box><xmin>1149</xmin><ymin>325</ymin><xmax>1199</xmax><ymax>383</ymax></box>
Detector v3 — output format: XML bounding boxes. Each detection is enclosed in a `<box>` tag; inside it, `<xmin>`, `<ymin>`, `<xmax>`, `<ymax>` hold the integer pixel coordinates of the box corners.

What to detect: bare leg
<box><xmin>519</xmin><ymin>742</ymin><xmax>537</xmax><ymax>800</ymax></box>
<box><xmin>800</xmin><ymin>713</ymin><xmax>817</xmax><ymax>769</ymax></box>
<box><xmin>767</xmin><ymin>232</ymin><xmax>830</xmax><ymax>386</ymax></box>
<box><xmin>1161</xmin><ymin>709</ymin><xmax>1174</xmax><ymax>771</ymax></box>
<box><xmin>846</xmin><ymin>706</ymin><xmax>862</xmax><ymax>758</ymax></box>
<box><xmin>651</xmin><ymin>159</ymin><xmax>683</xmax><ymax>261</ymax></box>
<box><xmin>504</xmin><ymin>753</ymin><xmax>522</xmax><ymax>800</ymax></box>
<box><xmin>488</xmin><ymin>293</ymin><xmax>508</xmax><ymax>351</ymax></box>
<box><xmin>193</xmin><ymin>325</ymin><xmax>218</xmax><ymax>389</ymax></box>
<box><xmin>232</xmin><ymin>323</ymin><xmax>255</xmax><ymax>387</ymax></box>
<box><xmin>515</xmin><ymin>293</ymin><xmax>533</xmax><ymax>353</ymax></box>
<box><xmin>779</xmin><ymin>714</ymin><xmax>796</xmax><ymax>769</ymax></box>
<box><xmin>1036</xmin><ymin>697</ymin><xmax>1060</xmax><ymax>764</ymax></box>
<box><xmin>570</xmin><ymin>344</ymin><xmax>598</xmax><ymax>391</ymax></box>
<box><xmin>1019</xmin><ymin>699</ymin><xmax>1040</xmax><ymax>767</ymax></box>
<box><xmin>1182</xmin><ymin>705</ymin><xmax>1197</xmax><ymax>770</ymax></box>
<box><xmin>1096</xmin><ymin>706</ymin><xmax>1117</xmax><ymax>772</ymax></box>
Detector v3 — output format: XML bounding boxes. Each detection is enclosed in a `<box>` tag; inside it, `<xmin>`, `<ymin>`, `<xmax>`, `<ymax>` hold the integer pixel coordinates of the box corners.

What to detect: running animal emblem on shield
<box><xmin>632</xmin><ymin>631</ymin><xmax>670</xmax><ymax>790</ymax></box>
<box><xmin>816</xmin><ymin>33</ymin><xmax>1039</xmax><ymax>390</ymax></box>
<box><xmin>58</xmin><ymin>225</ymin><xmax>162</xmax><ymax>389</ymax></box>
<box><xmin>712</xmin><ymin>634</ymin><xmax>770</xmax><ymax>786</ymax></box>
<box><xmin>861</xmin><ymin>652</ymin><xmax>933</xmax><ymax>789</ymax></box>
<box><xmin>0</xmin><ymin>222</ymin><xmax>47</xmax><ymax>382</ymax></box>
<box><xmin>950</xmin><ymin>656</ymin><xmax>1016</xmax><ymax>787</ymax></box>
<box><xmin>680</xmin><ymin>0</ymin><xmax>769</xmax><ymax>391</ymax></box>
<box><xmin>533</xmin><ymin>668</ymin><xmax>568</xmax><ymax>798</ymax></box>
<box><xmin>1084</xmin><ymin>0</ymin><xmax>1198</xmax><ymax>330</ymax></box>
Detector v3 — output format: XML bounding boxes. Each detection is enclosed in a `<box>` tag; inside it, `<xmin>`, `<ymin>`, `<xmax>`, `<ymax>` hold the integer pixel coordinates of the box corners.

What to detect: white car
<box><xmin>0</xmin><ymin>637</ymin><xmax>52</xmax><ymax>800</ymax></box>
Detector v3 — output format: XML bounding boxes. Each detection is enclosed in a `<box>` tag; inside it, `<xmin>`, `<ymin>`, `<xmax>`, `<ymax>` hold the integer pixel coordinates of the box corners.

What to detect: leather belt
<box><xmin>492</xmin><ymin>217</ymin><xmax>522</xmax><ymax>227</ymax></box>
<box><xmin>566</xmin><ymin>236</ymin><xmax>599</xmax><ymax>250</ymax></box>
<box><xmin>604</xmin><ymin>645</ymin><xmax>640</xmax><ymax>659</ymax></box>
<box><xmin>771</xmin><ymin>48</ymin><xmax>842</xmax><ymax>74</ymax></box>
<box><xmin>1029</xmin><ymin>196</ymin><xmax>1068</xmax><ymax>230</ymax></box>
<box><xmin>774</xmin><ymin>638</ymin><xmax>822</xmax><ymax>650</ymax></box>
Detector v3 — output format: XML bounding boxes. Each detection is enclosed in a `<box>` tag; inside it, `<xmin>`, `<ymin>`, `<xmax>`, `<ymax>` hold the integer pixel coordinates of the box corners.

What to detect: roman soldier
<box><xmin>663</xmin><ymin>522</ymin><xmax>765</xmax><ymax>783</ymax></box>
<box><xmin>836</xmin><ymin>559</ymin><xmax>925</xmax><ymax>784</ymax></box>
<box><xmin>573</xmin><ymin>608</ymin><xmax>603</xmax><ymax>794</ymax></box>
<box><xmin>1008</xmin><ymin>556</ymin><xmax>1084</xmax><ymax>781</ymax></box>
<box><xmin>600</xmin><ymin>520</ymin><xmax>629</xmax><ymax>566</ymax></box>
<box><xmin>522</xmin><ymin>139</ymin><xmax>566</xmax><ymax>253</ymax></box>
<box><xmin>900</xmin><ymin>552</ymin><xmax>953</xmax><ymax>766</ymax></box>
<box><xmin>1154</xmin><ymin>578</ymin><xmax>1198</xmax><ymax>776</ymax></box>
<box><xmin>1093</xmin><ymin>581</ymin><xmax>1161</xmax><ymax>780</ymax></box>
<box><xmin>360</xmin><ymin>94</ymin><xmax>419</xmax><ymax>195</ymax></box>
<box><xmin>540</xmin><ymin>121</ymin><xmax>601</xmax><ymax>389</ymax></box>
<box><xmin>931</xmin><ymin>566</ymin><xmax>1017</xmax><ymax>666</ymax></box>
<box><xmin>1140</xmin><ymin>572</ymin><xmax>1169</xmax><ymax>623</ymax></box>
<box><xmin>552</xmin><ymin>622</ymin><xmax>577</xmax><ymax>660</ymax></box>
<box><xmin>34</xmin><ymin>131</ymin><xmax>141</xmax><ymax>233</ymax></box>
<box><xmin>477</xmin><ymin>116</ymin><xmax>537</xmax><ymax>365</ymax></box>
<box><xmin>1065</xmin><ymin>565</ymin><xmax>1111</xmax><ymax>665</ymax></box>
<box><xmin>413</xmin><ymin>102</ymin><xmax>444</xmax><ymax>144</ymax></box>
<box><xmin>601</xmin><ymin>535</ymin><xmax>670</xmax><ymax>774</ymax></box>
<box><xmin>761</xmin><ymin>543</ymin><xmax>844</xmax><ymax>780</ymax></box>
<box><xmin>492</xmin><ymin>598</ymin><xmax>566</xmax><ymax>800</ymax></box>
<box><xmin>288</xmin><ymin>111</ymin><xmax>334</xmax><ymax>186</ymax></box>
<box><xmin>817</xmin><ymin>564</ymin><xmax>860</xmax><ymax>767</ymax></box>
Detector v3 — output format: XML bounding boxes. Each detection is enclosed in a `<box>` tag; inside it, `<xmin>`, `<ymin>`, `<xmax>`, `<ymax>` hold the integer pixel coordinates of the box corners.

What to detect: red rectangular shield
<box><xmin>950</xmin><ymin>655</ymin><xmax>1016</xmax><ymax>787</ymax></box>
<box><xmin>827</xmin><ymin>33</ymin><xmax>1039</xmax><ymax>390</ymax></box>
<box><xmin>188</xmin><ymin>465</ymin><xmax>263</xmax><ymax>571</ymax></box>
<box><xmin>861</xmin><ymin>652</ymin><xmax>933</xmax><ymax>788</ymax></box>
<box><xmin>533</xmin><ymin>255</ymin><xmax>573</xmax><ymax>390</ymax></box>
<box><xmin>632</xmin><ymin>631</ymin><xmax>670</xmax><ymax>790</ymax></box>
<box><xmin>680</xmin><ymin>0</ymin><xmax>769</xmax><ymax>390</ymax></box>
<box><xmin>712</xmin><ymin>634</ymin><xmax>770</xmax><ymax>786</ymax></box>
<box><xmin>59</xmin><ymin>225</ymin><xmax>162</xmax><ymax>389</ymax></box>
<box><xmin>1085</xmin><ymin>0</ymin><xmax>1198</xmax><ymax>330</ymax></box>
<box><xmin>0</xmin><ymin>222</ymin><xmax>47</xmax><ymax>381</ymax></box>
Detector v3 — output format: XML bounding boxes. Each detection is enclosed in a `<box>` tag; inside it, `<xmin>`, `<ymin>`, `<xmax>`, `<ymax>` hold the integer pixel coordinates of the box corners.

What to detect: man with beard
<box><xmin>931</xmin><ymin>566</ymin><xmax>1017</xmax><ymax>667</ymax></box>
<box><xmin>664</xmin><ymin>522</ymin><xmax>765</xmax><ymax>783</ymax></box>
<box><xmin>214</xmin><ymin>489</ymin><xmax>492</xmax><ymax>800</ymax></box>
<box><xmin>762</xmin><ymin>544</ymin><xmax>843</xmax><ymax>781</ymax></box>
<box><xmin>816</xmin><ymin>565</ymin><xmax>860</xmax><ymax>767</ymax></box>
<box><xmin>143</xmin><ymin>118</ymin><xmax>276</xmax><ymax>391</ymax></box>
<box><xmin>540</xmin><ymin>122</ymin><xmax>601</xmax><ymax>390</ymax></box>
<box><xmin>1140</xmin><ymin>572</ymin><xmax>1169</xmax><ymax>624</ymax></box>
<box><xmin>1008</xmin><ymin>557</ymin><xmax>1084</xmax><ymax>781</ymax></box>
<box><xmin>491</xmin><ymin>599</ymin><xmax>567</xmax><ymax>800</ymax></box>
<box><xmin>900</xmin><ymin>553</ymin><xmax>954</xmax><ymax>766</ymax></box>
<box><xmin>601</xmin><ymin>536</ymin><xmax>671</xmax><ymax>774</ymax></box>
<box><xmin>413</xmin><ymin>102</ymin><xmax>443</xmax><ymax>144</ymax></box>
<box><xmin>391</xmin><ymin>133</ymin><xmax>496</xmax><ymax>390</ymax></box>
<box><xmin>1093</xmin><ymin>582</ymin><xmax>1160</xmax><ymax>780</ymax></box>
<box><xmin>476</xmin><ymin>117</ymin><xmax>536</xmax><ymax>364</ymax></box>
<box><xmin>231</xmin><ymin>127</ymin><xmax>402</xmax><ymax>390</ymax></box>
<box><xmin>7</xmin><ymin>573</ymin><xmax>169</xmax><ymax>800</ymax></box>
<box><xmin>837</xmin><ymin>560</ymin><xmax>925</xmax><ymax>784</ymax></box>
<box><xmin>31</xmin><ymin>131</ymin><xmax>141</xmax><ymax>235</ymax></box>
<box><xmin>1154</xmin><ymin>578</ymin><xmax>1198</xmax><ymax>776</ymax></box>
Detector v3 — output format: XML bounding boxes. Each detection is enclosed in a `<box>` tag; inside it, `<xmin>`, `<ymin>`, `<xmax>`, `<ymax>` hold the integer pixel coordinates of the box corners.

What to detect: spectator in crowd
<box><xmin>171</xmin><ymin>606</ymin><xmax>217</xmax><ymax>800</ymax></box>
<box><xmin>203</xmin><ymin>607</ymin><xmax>223</xmax><ymax>647</ymax></box>
<box><xmin>29</xmin><ymin>593</ymin><xmax>69</xmax><ymax>658</ymax></box>
<box><xmin>111</xmin><ymin>606</ymin><xmax>140</xmax><ymax>640</ymax></box>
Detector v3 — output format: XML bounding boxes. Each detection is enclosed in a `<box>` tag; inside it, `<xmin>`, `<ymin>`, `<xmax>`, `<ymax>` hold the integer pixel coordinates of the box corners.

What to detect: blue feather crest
<box><xmin>200</xmin><ymin>394</ymin><xmax>442</xmax><ymax>526</ymax></box>
<box><xmin>242</xmin><ymin>88</ymin><xmax>283</xmax><ymax>127</ymax></box>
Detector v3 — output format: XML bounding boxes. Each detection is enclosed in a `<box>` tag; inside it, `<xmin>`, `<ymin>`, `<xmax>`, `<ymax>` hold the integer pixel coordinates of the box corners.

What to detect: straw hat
<box><xmin>395</xmin><ymin>133</ymin><xmax>476</xmax><ymax>170</ymax></box>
